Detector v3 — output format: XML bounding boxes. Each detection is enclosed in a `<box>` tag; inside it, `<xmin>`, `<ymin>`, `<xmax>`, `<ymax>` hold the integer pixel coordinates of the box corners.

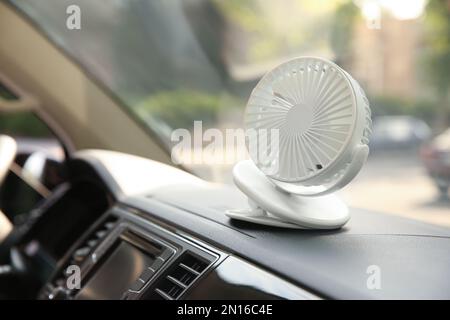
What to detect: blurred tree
<box><xmin>0</xmin><ymin>112</ymin><xmax>51</xmax><ymax>137</ymax></box>
<box><xmin>423</xmin><ymin>0</ymin><xmax>450</xmax><ymax>128</ymax></box>
<box><xmin>135</xmin><ymin>90</ymin><xmax>230</xmax><ymax>130</ymax></box>
<box><xmin>370</xmin><ymin>96</ymin><xmax>436</xmax><ymax>124</ymax></box>
<box><xmin>109</xmin><ymin>0</ymin><xmax>224</xmax><ymax>101</ymax></box>
<box><xmin>183</xmin><ymin>0</ymin><xmax>229</xmax><ymax>81</ymax></box>
<box><xmin>213</xmin><ymin>0</ymin><xmax>276</xmax><ymax>63</ymax></box>
<box><xmin>329</xmin><ymin>1</ymin><xmax>358</xmax><ymax>68</ymax></box>
<box><xmin>213</xmin><ymin>0</ymin><xmax>262</xmax><ymax>33</ymax></box>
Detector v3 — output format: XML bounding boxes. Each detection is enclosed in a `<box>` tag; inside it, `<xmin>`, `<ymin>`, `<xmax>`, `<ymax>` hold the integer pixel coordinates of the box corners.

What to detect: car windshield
<box><xmin>10</xmin><ymin>0</ymin><xmax>450</xmax><ymax>227</ymax></box>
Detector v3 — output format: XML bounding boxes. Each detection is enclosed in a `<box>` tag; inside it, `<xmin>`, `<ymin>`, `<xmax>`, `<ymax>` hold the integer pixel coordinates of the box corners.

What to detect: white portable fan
<box><xmin>226</xmin><ymin>57</ymin><xmax>372</xmax><ymax>229</ymax></box>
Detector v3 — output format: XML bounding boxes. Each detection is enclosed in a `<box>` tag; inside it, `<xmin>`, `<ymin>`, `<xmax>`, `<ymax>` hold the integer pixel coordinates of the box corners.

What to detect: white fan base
<box><xmin>226</xmin><ymin>160</ymin><xmax>350</xmax><ymax>229</ymax></box>
<box><xmin>226</xmin><ymin>208</ymin><xmax>311</xmax><ymax>229</ymax></box>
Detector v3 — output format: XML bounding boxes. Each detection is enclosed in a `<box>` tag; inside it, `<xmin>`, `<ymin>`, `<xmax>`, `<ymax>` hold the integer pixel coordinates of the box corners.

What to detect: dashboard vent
<box><xmin>42</xmin><ymin>216</ymin><xmax>119</xmax><ymax>299</ymax></box>
<box><xmin>70</xmin><ymin>215</ymin><xmax>118</xmax><ymax>265</ymax></box>
<box><xmin>152</xmin><ymin>252</ymin><xmax>209</xmax><ymax>300</ymax></box>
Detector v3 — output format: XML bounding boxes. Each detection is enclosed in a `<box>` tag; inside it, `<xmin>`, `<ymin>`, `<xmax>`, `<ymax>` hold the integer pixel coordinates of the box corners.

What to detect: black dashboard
<box><xmin>39</xmin><ymin>205</ymin><xmax>312</xmax><ymax>300</ymax></box>
<box><xmin>3</xmin><ymin>150</ymin><xmax>450</xmax><ymax>300</ymax></box>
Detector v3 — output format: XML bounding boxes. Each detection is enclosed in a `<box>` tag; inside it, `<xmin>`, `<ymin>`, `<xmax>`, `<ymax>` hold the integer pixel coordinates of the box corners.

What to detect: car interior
<box><xmin>0</xmin><ymin>0</ymin><xmax>450</xmax><ymax>301</ymax></box>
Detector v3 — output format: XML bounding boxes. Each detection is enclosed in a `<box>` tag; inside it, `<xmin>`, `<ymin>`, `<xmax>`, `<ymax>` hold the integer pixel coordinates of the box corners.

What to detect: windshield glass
<box><xmin>11</xmin><ymin>0</ymin><xmax>450</xmax><ymax>227</ymax></box>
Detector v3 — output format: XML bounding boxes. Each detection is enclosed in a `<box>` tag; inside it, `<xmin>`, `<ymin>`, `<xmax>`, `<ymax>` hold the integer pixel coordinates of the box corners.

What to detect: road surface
<box><xmin>340</xmin><ymin>150</ymin><xmax>450</xmax><ymax>228</ymax></box>
<box><xmin>192</xmin><ymin>148</ymin><xmax>450</xmax><ymax>228</ymax></box>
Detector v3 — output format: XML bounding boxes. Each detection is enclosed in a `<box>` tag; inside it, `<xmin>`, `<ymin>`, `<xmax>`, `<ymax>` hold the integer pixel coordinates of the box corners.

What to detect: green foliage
<box><xmin>0</xmin><ymin>112</ymin><xmax>51</xmax><ymax>137</ymax></box>
<box><xmin>213</xmin><ymin>0</ymin><xmax>262</xmax><ymax>32</ymax></box>
<box><xmin>423</xmin><ymin>0</ymin><xmax>450</xmax><ymax>95</ymax></box>
<box><xmin>134</xmin><ymin>90</ymin><xmax>237</xmax><ymax>130</ymax></box>
<box><xmin>214</xmin><ymin>0</ymin><xmax>341</xmax><ymax>63</ymax></box>
<box><xmin>370</xmin><ymin>96</ymin><xmax>437</xmax><ymax>124</ymax></box>
<box><xmin>330</xmin><ymin>1</ymin><xmax>358</xmax><ymax>66</ymax></box>
<box><xmin>213</xmin><ymin>0</ymin><xmax>280</xmax><ymax>62</ymax></box>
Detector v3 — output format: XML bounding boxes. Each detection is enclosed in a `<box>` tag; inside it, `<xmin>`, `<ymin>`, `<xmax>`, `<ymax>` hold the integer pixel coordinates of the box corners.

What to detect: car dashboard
<box><xmin>8</xmin><ymin>150</ymin><xmax>450</xmax><ymax>300</ymax></box>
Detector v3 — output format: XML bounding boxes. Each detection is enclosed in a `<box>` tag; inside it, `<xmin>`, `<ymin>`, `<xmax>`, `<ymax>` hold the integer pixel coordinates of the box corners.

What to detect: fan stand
<box><xmin>226</xmin><ymin>160</ymin><xmax>350</xmax><ymax>229</ymax></box>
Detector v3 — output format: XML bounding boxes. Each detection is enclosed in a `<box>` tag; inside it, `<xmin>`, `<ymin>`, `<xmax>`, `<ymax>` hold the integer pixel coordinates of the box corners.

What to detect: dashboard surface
<box><xmin>69</xmin><ymin>150</ymin><xmax>450</xmax><ymax>300</ymax></box>
<box><xmin>13</xmin><ymin>150</ymin><xmax>450</xmax><ymax>300</ymax></box>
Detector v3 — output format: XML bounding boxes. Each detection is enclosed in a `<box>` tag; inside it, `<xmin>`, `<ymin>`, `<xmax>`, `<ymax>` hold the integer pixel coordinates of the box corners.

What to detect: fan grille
<box><xmin>245</xmin><ymin>57</ymin><xmax>357</xmax><ymax>182</ymax></box>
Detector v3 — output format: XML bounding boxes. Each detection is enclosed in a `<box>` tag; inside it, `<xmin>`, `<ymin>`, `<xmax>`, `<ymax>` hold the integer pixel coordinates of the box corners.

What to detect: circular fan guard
<box><xmin>245</xmin><ymin>57</ymin><xmax>371</xmax><ymax>192</ymax></box>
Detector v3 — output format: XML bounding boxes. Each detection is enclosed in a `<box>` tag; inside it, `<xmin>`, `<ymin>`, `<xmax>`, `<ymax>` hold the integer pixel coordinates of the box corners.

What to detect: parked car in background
<box><xmin>370</xmin><ymin>116</ymin><xmax>431</xmax><ymax>151</ymax></box>
<box><xmin>420</xmin><ymin>128</ymin><xmax>450</xmax><ymax>197</ymax></box>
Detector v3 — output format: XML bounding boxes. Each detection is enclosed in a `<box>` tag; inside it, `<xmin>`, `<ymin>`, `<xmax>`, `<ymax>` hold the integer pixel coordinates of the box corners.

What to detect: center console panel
<box><xmin>40</xmin><ymin>206</ymin><xmax>222</xmax><ymax>300</ymax></box>
<box><xmin>40</xmin><ymin>205</ymin><xmax>317</xmax><ymax>300</ymax></box>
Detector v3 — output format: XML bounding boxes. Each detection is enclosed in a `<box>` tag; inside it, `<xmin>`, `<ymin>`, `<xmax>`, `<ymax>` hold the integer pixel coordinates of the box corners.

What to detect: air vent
<box><xmin>69</xmin><ymin>215</ymin><xmax>118</xmax><ymax>265</ymax></box>
<box><xmin>151</xmin><ymin>252</ymin><xmax>210</xmax><ymax>300</ymax></box>
<box><xmin>43</xmin><ymin>216</ymin><xmax>119</xmax><ymax>299</ymax></box>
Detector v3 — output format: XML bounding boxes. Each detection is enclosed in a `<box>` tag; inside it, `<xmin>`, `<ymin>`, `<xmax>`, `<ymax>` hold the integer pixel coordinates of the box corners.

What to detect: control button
<box><xmin>140</xmin><ymin>268</ymin><xmax>155</xmax><ymax>282</ymax></box>
<box><xmin>73</xmin><ymin>247</ymin><xmax>90</xmax><ymax>262</ymax></box>
<box><xmin>54</xmin><ymin>277</ymin><xmax>66</xmax><ymax>286</ymax></box>
<box><xmin>129</xmin><ymin>279</ymin><xmax>145</xmax><ymax>292</ymax></box>
<box><xmin>105</xmin><ymin>222</ymin><xmax>116</xmax><ymax>229</ymax></box>
<box><xmin>87</xmin><ymin>239</ymin><xmax>98</xmax><ymax>248</ymax></box>
<box><xmin>152</xmin><ymin>257</ymin><xmax>165</xmax><ymax>270</ymax></box>
<box><xmin>48</xmin><ymin>287</ymin><xmax>70</xmax><ymax>300</ymax></box>
<box><xmin>95</xmin><ymin>230</ymin><xmax>107</xmax><ymax>239</ymax></box>
<box><xmin>123</xmin><ymin>290</ymin><xmax>138</xmax><ymax>300</ymax></box>
<box><xmin>160</xmin><ymin>249</ymin><xmax>174</xmax><ymax>261</ymax></box>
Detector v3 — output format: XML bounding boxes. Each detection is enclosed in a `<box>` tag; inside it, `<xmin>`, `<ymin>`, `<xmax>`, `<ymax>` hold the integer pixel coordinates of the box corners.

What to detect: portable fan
<box><xmin>226</xmin><ymin>57</ymin><xmax>371</xmax><ymax>229</ymax></box>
